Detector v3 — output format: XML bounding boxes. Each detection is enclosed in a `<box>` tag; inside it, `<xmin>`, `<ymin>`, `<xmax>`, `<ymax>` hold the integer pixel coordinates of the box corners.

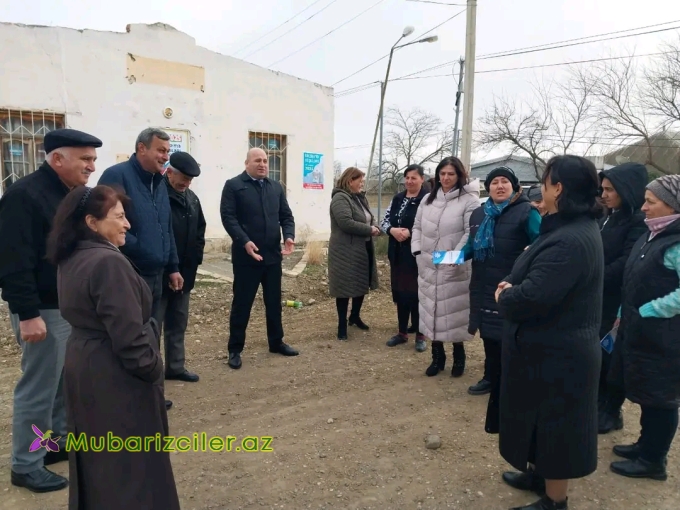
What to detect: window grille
<box><xmin>0</xmin><ymin>109</ymin><xmax>66</xmax><ymax>195</ymax></box>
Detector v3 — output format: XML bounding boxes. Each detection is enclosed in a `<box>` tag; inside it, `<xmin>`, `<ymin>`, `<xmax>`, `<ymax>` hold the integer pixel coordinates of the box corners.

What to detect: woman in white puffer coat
<box><xmin>411</xmin><ymin>156</ymin><xmax>481</xmax><ymax>377</ymax></box>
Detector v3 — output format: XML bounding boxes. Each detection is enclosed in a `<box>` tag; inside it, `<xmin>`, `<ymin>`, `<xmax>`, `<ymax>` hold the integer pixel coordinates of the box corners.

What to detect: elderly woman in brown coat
<box><xmin>328</xmin><ymin>167</ymin><xmax>380</xmax><ymax>340</ymax></box>
<box><xmin>46</xmin><ymin>185</ymin><xmax>180</xmax><ymax>510</ymax></box>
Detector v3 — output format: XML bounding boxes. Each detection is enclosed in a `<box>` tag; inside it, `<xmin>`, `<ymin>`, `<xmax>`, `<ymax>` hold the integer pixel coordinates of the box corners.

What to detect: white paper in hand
<box><xmin>432</xmin><ymin>250</ymin><xmax>465</xmax><ymax>265</ymax></box>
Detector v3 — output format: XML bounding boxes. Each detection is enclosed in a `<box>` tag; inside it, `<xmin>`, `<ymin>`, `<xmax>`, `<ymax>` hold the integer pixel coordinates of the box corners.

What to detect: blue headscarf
<box><xmin>473</xmin><ymin>193</ymin><xmax>516</xmax><ymax>261</ymax></box>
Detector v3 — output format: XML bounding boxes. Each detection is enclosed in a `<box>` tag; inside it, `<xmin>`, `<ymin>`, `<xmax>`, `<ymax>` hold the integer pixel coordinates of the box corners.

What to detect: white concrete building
<box><xmin>0</xmin><ymin>22</ymin><xmax>334</xmax><ymax>239</ymax></box>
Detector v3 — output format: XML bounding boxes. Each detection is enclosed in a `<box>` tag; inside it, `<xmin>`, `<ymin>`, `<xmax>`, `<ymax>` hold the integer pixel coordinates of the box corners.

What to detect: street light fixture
<box><xmin>366</xmin><ymin>29</ymin><xmax>438</xmax><ymax>221</ymax></box>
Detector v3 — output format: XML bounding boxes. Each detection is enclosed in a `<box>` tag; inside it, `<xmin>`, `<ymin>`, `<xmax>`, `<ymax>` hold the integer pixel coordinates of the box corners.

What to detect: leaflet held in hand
<box><xmin>432</xmin><ymin>250</ymin><xmax>465</xmax><ymax>265</ymax></box>
<box><xmin>600</xmin><ymin>326</ymin><xmax>618</xmax><ymax>354</ymax></box>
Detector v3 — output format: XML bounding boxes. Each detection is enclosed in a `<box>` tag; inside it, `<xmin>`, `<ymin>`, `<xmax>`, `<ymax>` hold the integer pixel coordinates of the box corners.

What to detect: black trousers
<box><xmin>397</xmin><ymin>301</ymin><xmax>419</xmax><ymax>335</ymax></box>
<box><xmin>483</xmin><ymin>337</ymin><xmax>502</xmax><ymax>434</ymax></box>
<box><xmin>228</xmin><ymin>263</ymin><xmax>284</xmax><ymax>353</ymax></box>
<box><xmin>159</xmin><ymin>289</ymin><xmax>191</xmax><ymax>376</ymax></box>
<box><xmin>141</xmin><ymin>271</ymin><xmax>164</xmax><ymax>349</ymax></box>
<box><xmin>638</xmin><ymin>406</ymin><xmax>679</xmax><ymax>463</ymax></box>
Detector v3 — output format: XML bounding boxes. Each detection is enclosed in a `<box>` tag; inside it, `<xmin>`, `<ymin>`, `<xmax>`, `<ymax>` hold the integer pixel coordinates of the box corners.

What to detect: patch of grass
<box><xmin>374</xmin><ymin>235</ymin><xmax>389</xmax><ymax>257</ymax></box>
<box><xmin>305</xmin><ymin>240</ymin><xmax>326</xmax><ymax>265</ymax></box>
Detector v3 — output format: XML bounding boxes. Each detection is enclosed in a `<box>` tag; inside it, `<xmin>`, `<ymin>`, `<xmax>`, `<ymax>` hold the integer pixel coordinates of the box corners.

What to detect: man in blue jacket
<box><xmin>98</xmin><ymin>127</ymin><xmax>183</xmax><ymax>410</ymax></box>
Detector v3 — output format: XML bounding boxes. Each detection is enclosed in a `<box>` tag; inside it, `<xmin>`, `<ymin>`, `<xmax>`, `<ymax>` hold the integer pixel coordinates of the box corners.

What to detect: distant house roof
<box><xmin>602</xmin><ymin>131</ymin><xmax>680</xmax><ymax>177</ymax></box>
<box><xmin>470</xmin><ymin>155</ymin><xmax>543</xmax><ymax>185</ymax></box>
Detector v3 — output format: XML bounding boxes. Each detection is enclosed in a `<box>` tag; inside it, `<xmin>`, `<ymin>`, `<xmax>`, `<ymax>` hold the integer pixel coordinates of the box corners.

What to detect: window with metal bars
<box><xmin>0</xmin><ymin>110</ymin><xmax>66</xmax><ymax>195</ymax></box>
<box><xmin>248</xmin><ymin>131</ymin><xmax>287</xmax><ymax>189</ymax></box>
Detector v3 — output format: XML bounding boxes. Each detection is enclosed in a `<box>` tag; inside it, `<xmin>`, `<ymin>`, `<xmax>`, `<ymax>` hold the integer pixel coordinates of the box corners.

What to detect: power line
<box><xmin>333</xmin><ymin>50</ymin><xmax>674</xmax><ymax>98</ymax></box>
<box><xmin>230</xmin><ymin>0</ymin><xmax>329</xmax><ymax>56</ymax></box>
<box><xmin>331</xmin><ymin>7</ymin><xmax>466</xmax><ymax>87</ymax></box>
<box><xmin>267</xmin><ymin>0</ymin><xmax>390</xmax><ymax>68</ymax></box>
<box><xmin>394</xmin><ymin>21</ymin><xmax>680</xmax><ymax>80</ymax></box>
<box><xmin>240</xmin><ymin>0</ymin><xmax>341</xmax><ymax>59</ymax></box>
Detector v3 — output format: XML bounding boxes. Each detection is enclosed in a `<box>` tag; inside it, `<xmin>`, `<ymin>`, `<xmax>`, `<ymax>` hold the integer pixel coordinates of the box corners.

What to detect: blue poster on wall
<box><xmin>303</xmin><ymin>152</ymin><xmax>324</xmax><ymax>190</ymax></box>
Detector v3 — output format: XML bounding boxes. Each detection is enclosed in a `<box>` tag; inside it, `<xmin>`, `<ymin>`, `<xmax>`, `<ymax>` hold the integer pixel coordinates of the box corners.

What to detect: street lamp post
<box><xmin>366</xmin><ymin>28</ymin><xmax>438</xmax><ymax>188</ymax></box>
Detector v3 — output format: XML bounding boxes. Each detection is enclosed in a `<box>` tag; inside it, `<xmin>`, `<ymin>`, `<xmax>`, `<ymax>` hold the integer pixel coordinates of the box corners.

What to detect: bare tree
<box><xmin>584</xmin><ymin>54</ymin><xmax>676</xmax><ymax>175</ymax></box>
<box><xmin>475</xmin><ymin>70</ymin><xmax>599</xmax><ymax>179</ymax></box>
<box><xmin>374</xmin><ymin>107</ymin><xmax>453</xmax><ymax>191</ymax></box>
<box><xmin>333</xmin><ymin>160</ymin><xmax>343</xmax><ymax>179</ymax></box>
<box><xmin>642</xmin><ymin>38</ymin><xmax>680</xmax><ymax>126</ymax></box>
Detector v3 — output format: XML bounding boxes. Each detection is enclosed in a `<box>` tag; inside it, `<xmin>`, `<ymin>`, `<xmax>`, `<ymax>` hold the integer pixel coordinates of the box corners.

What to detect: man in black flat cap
<box><xmin>159</xmin><ymin>151</ymin><xmax>206</xmax><ymax>382</ymax></box>
<box><xmin>0</xmin><ymin>128</ymin><xmax>102</xmax><ymax>493</ymax></box>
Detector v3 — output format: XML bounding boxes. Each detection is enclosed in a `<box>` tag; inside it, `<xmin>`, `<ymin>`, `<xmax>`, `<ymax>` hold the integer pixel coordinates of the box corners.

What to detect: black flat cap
<box><xmin>44</xmin><ymin>128</ymin><xmax>103</xmax><ymax>153</ymax></box>
<box><xmin>169</xmin><ymin>151</ymin><xmax>200</xmax><ymax>177</ymax></box>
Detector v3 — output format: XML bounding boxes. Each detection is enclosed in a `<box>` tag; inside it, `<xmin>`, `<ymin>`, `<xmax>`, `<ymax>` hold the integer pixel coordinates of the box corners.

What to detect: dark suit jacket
<box><xmin>219</xmin><ymin>171</ymin><xmax>295</xmax><ymax>266</ymax></box>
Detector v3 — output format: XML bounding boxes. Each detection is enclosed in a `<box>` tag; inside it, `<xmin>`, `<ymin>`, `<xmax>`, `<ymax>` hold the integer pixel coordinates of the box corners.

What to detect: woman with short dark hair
<box><xmin>46</xmin><ymin>185</ymin><xmax>180</xmax><ymax>510</ymax></box>
<box><xmin>495</xmin><ymin>155</ymin><xmax>605</xmax><ymax>510</ymax></box>
<box><xmin>381</xmin><ymin>164</ymin><xmax>428</xmax><ymax>351</ymax></box>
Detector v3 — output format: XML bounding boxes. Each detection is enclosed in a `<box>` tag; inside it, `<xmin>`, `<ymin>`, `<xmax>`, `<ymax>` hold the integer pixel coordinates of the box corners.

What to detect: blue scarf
<box><xmin>473</xmin><ymin>193</ymin><xmax>515</xmax><ymax>261</ymax></box>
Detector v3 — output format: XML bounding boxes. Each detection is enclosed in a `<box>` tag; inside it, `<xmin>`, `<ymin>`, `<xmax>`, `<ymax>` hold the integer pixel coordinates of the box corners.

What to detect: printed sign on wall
<box><xmin>165</xmin><ymin>128</ymin><xmax>190</xmax><ymax>156</ymax></box>
<box><xmin>303</xmin><ymin>152</ymin><xmax>324</xmax><ymax>190</ymax></box>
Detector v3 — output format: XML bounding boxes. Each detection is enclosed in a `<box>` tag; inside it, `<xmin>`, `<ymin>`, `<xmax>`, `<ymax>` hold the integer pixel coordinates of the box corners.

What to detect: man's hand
<box><xmin>20</xmin><ymin>316</ymin><xmax>47</xmax><ymax>343</ymax></box>
<box><xmin>495</xmin><ymin>281</ymin><xmax>512</xmax><ymax>303</ymax></box>
<box><xmin>245</xmin><ymin>241</ymin><xmax>263</xmax><ymax>261</ymax></box>
<box><xmin>169</xmin><ymin>272</ymin><xmax>184</xmax><ymax>291</ymax></box>
<box><xmin>282</xmin><ymin>238</ymin><xmax>295</xmax><ymax>256</ymax></box>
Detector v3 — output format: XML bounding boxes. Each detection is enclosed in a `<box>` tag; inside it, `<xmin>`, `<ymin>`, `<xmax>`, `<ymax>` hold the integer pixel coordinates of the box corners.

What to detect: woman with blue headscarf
<box><xmin>461</xmin><ymin>166</ymin><xmax>542</xmax><ymax>432</ymax></box>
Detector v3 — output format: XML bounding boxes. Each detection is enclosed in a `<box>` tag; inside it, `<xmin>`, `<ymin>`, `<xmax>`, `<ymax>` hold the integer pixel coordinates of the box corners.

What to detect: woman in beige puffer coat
<box><xmin>411</xmin><ymin>156</ymin><xmax>481</xmax><ymax>378</ymax></box>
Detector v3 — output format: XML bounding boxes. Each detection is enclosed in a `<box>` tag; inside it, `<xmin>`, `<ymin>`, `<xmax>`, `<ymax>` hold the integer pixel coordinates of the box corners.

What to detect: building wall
<box><xmin>0</xmin><ymin>22</ymin><xmax>335</xmax><ymax>239</ymax></box>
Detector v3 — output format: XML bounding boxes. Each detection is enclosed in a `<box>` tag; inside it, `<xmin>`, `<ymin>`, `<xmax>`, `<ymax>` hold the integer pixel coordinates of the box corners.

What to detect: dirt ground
<box><xmin>0</xmin><ymin>257</ymin><xmax>677</xmax><ymax>510</ymax></box>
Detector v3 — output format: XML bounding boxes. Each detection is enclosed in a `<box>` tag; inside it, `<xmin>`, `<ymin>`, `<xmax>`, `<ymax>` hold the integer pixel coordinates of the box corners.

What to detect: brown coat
<box><xmin>57</xmin><ymin>239</ymin><xmax>180</xmax><ymax>510</ymax></box>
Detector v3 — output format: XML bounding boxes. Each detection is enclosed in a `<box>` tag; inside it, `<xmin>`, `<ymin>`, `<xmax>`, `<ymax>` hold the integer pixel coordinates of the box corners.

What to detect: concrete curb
<box><xmin>196</xmin><ymin>248</ymin><xmax>310</xmax><ymax>282</ymax></box>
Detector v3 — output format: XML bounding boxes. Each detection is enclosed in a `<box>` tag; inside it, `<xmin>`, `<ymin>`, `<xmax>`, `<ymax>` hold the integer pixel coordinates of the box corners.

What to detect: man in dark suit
<box><xmin>220</xmin><ymin>147</ymin><xmax>298</xmax><ymax>369</ymax></box>
<box><xmin>160</xmin><ymin>151</ymin><xmax>206</xmax><ymax>383</ymax></box>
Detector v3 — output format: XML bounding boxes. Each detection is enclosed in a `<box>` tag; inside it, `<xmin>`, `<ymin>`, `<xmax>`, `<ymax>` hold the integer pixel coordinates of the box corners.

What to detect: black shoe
<box><xmin>348</xmin><ymin>316</ymin><xmax>369</xmax><ymax>330</ymax></box>
<box><xmin>338</xmin><ymin>320</ymin><xmax>348</xmax><ymax>340</ymax></box>
<box><xmin>468</xmin><ymin>379</ymin><xmax>492</xmax><ymax>395</ymax></box>
<box><xmin>270</xmin><ymin>343</ymin><xmax>299</xmax><ymax>356</ymax></box>
<box><xmin>11</xmin><ymin>467</ymin><xmax>68</xmax><ymax>493</ymax></box>
<box><xmin>510</xmin><ymin>495</ymin><xmax>568</xmax><ymax>510</ymax></box>
<box><xmin>426</xmin><ymin>342</ymin><xmax>446</xmax><ymax>376</ymax></box>
<box><xmin>613</xmin><ymin>442</ymin><xmax>642</xmax><ymax>460</ymax></box>
<box><xmin>43</xmin><ymin>447</ymin><xmax>68</xmax><ymax>466</ymax></box>
<box><xmin>610</xmin><ymin>458</ymin><xmax>667</xmax><ymax>481</ymax></box>
<box><xmin>166</xmin><ymin>370</ymin><xmax>199</xmax><ymax>382</ymax></box>
<box><xmin>502</xmin><ymin>470</ymin><xmax>546</xmax><ymax>495</ymax></box>
<box><xmin>598</xmin><ymin>410</ymin><xmax>623</xmax><ymax>434</ymax></box>
<box><xmin>451</xmin><ymin>344</ymin><xmax>466</xmax><ymax>377</ymax></box>
<box><xmin>165</xmin><ymin>400</ymin><xmax>173</xmax><ymax>410</ymax></box>
<box><xmin>386</xmin><ymin>334</ymin><xmax>408</xmax><ymax>347</ymax></box>
<box><xmin>228</xmin><ymin>352</ymin><xmax>242</xmax><ymax>369</ymax></box>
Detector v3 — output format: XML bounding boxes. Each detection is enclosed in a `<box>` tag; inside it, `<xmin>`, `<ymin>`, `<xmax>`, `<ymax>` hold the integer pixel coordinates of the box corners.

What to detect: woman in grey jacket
<box><xmin>327</xmin><ymin>167</ymin><xmax>380</xmax><ymax>340</ymax></box>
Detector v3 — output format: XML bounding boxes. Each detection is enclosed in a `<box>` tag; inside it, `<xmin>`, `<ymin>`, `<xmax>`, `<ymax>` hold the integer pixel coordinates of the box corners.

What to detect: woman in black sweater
<box><xmin>495</xmin><ymin>155</ymin><xmax>605</xmax><ymax>510</ymax></box>
<box><xmin>381</xmin><ymin>164</ymin><xmax>428</xmax><ymax>351</ymax></box>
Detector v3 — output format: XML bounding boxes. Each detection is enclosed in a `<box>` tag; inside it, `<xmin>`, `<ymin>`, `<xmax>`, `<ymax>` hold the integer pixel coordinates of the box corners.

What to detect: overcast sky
<box><xmin>2</xmin><ymin>0</ymin><xmax>680</xmax><ymax>170</ymax></box>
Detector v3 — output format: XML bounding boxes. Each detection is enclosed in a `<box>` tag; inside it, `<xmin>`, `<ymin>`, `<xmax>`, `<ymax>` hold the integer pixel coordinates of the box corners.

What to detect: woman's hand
<box><xmin>495</xmin><ymin>281</ymin><xmax>512</xmax><ymax>303</ymax></box>
<box><xmin>392</xmin><ymin>228</ymin><xmax>410</xmax><ymax>242</ymax></box>
<box><xmin>371</xmin><ymin>226</ymin><xmax>380</xmax><ymax>236</ymax></box>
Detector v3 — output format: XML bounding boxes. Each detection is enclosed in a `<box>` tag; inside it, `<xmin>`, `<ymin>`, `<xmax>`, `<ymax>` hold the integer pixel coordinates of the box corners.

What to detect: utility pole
<box><xmin>377</xmin><ymin>82</ymin><xmax>385</xmax><ymax>222</ymax></box>
<box><xmin>459</xmin><ymin>0</ymin><xmax>477</xmax><ymax>172</ymax></box>
<box><xmin>452</xmin><ymin>57</ymin><xmax>465</xmax><ymax>157</ymax></box>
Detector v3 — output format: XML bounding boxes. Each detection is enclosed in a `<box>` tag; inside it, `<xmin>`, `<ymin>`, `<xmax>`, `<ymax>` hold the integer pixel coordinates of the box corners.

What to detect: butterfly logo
<box><xmin>28</xmin><ymin>424</ymin><xmax>61</xmax><ymax>452</ymax></box>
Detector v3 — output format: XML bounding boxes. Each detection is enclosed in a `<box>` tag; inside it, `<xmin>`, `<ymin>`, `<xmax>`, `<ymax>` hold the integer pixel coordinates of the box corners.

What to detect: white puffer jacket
<box><xmin>411</xmin><ymin>179</ymin><xmax>481</xmax><ymax>342</ymax></box>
